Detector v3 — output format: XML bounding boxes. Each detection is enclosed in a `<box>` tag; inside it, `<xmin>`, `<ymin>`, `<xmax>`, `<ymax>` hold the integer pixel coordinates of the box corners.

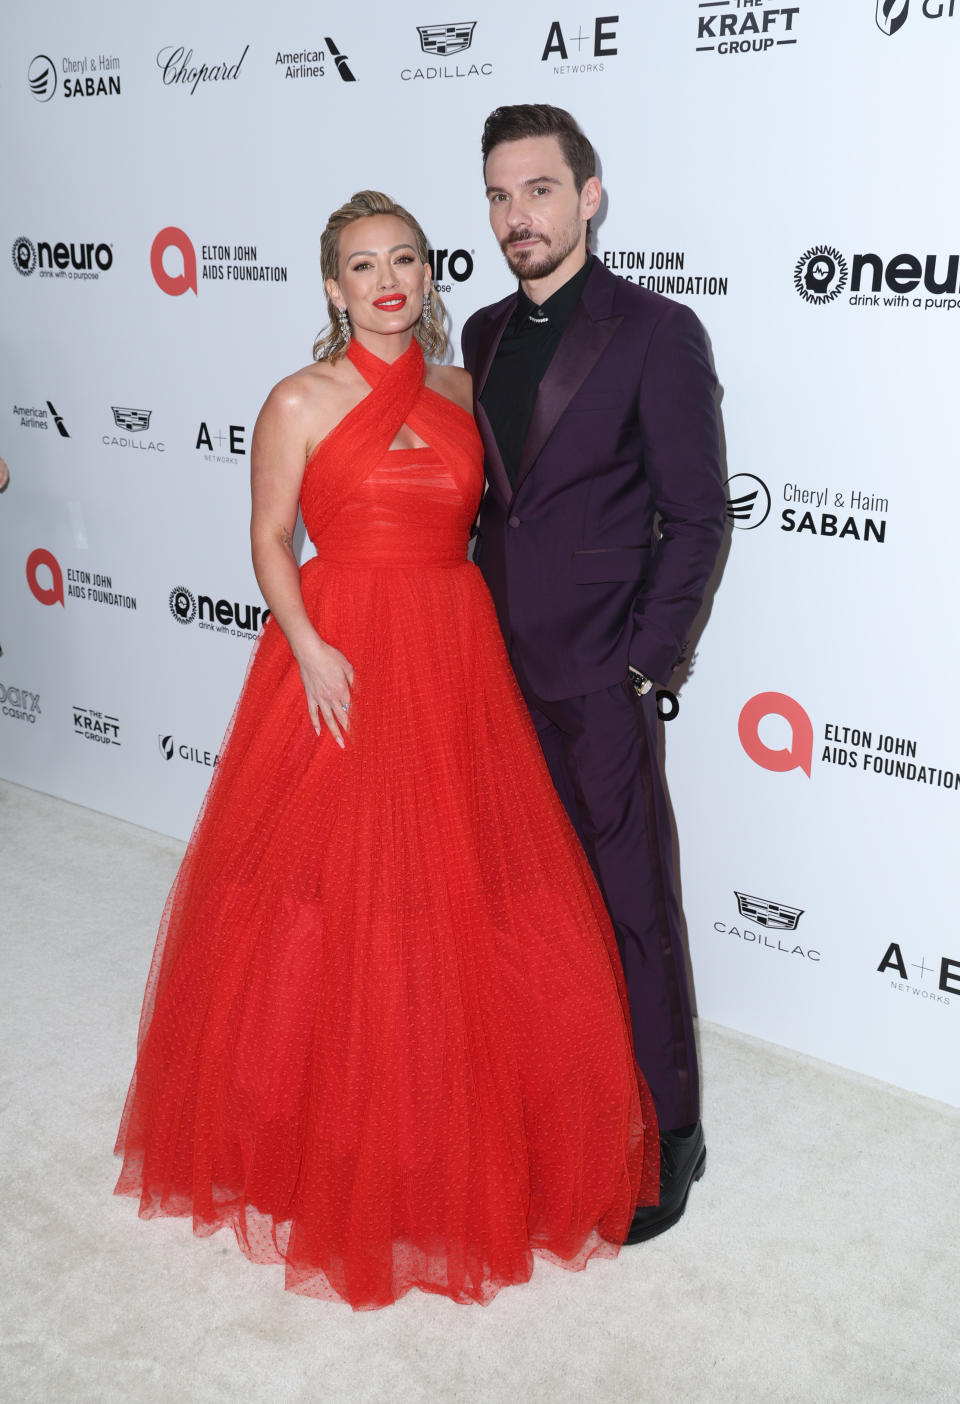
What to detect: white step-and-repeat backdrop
<box><xmin>2</xmin><ymin>2</ymin><xmax>957</xmax><ymax>1106</ymax></box>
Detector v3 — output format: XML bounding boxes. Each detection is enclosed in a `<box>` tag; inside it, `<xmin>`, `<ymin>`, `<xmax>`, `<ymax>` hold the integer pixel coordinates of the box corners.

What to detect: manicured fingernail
<box><xmin>337</xmin><ymin>736</ymin><xmax>345</xmax><ymax>749</ymax></box>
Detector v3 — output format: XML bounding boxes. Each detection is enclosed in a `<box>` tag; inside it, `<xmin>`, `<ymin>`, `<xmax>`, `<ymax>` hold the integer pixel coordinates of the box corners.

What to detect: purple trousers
<box><xmin>522</xmin><ymin>677</ymin><xmax>700</xmax><ymax>1133</ymax></box>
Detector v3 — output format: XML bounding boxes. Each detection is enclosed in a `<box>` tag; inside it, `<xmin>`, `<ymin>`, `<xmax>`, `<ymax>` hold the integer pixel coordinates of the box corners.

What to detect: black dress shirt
<box><xmin>480</xmin><ymin>256</ymin><xmax>593</xmax><ymax>487</ymax></box>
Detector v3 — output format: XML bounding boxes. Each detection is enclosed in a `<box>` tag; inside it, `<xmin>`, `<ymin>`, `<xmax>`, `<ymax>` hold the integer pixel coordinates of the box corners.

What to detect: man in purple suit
<box><xmin>462</xmin><ymin>104</ymin><xmax>726</xmax><ymax>1241</ymax></box>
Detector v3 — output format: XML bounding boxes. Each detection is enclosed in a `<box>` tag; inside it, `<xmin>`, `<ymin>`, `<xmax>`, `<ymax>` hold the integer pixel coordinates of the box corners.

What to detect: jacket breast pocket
<box><xmin>572</xmin><ymin>546</ymin><xmax>649</xmax><ymax>584</ymax></box>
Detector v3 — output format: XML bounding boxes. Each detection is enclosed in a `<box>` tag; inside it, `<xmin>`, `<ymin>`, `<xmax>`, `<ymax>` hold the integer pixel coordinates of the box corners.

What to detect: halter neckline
<box><xmin>346</xmin><ymin>337</ymin><xmax>423</xmax><ymax>383</ymax></box>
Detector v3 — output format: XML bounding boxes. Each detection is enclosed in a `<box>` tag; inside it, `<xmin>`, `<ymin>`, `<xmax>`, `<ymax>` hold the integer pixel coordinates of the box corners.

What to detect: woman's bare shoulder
<box><xmin>425</xmin><ymin>363</ymin><xmax>474</xmax><ymax>415</ymax></box>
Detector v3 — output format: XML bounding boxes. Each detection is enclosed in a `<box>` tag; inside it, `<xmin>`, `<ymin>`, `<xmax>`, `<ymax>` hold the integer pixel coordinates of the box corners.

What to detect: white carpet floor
<box><xmin>1</xmin><ymin>777</ymin><xmax>958</xmax><ymax>1404</ymax></box>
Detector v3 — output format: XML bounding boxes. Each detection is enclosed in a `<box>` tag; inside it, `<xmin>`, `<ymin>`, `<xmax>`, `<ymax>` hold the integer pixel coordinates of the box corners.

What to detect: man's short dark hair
<box><xmin>481</xmin><ymin>104</ymin><xmax>596</xmax><ymax>191</ymax></box>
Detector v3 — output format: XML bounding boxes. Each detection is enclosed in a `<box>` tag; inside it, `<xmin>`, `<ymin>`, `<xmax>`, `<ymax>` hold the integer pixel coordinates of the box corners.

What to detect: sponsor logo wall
<box><xmin>0</xmin><ymin>2</ymin><xmax>955</xmax><ymax>1105</ymax></box>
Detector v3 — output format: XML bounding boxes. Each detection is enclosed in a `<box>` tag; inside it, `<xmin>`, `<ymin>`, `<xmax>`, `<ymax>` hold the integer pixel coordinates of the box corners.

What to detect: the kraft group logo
<box><xmin>738</xmin><ymin>692</ymin><xmax>813</xmax><ymax>776</ymax></box>
<box><xmin>151</xmin><ymin>226</ymin><xmax>197</xmax><ymax>296</ymax></box>
<box><xmin>26</xmin><ymin>548</ymin><xmax>65</xmax><ymax>607</ymax></box>
<box><xmin>876</xmin><ymin>0</ymin><xmax>910</xmax><ymax>34</ymax></box>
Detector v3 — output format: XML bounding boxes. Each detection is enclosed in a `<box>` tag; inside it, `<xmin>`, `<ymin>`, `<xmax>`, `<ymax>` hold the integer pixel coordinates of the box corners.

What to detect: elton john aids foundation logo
<box><xmin>151</xmin><ymin>227</ymin><xmax>197</xmax><ymax>296</ymax></box>
<box><xmin>738</xmin><ymin>692</ymin><xmax>813</xmax><ymax>776</ymax></box>
<box><xmin>26</xmin><ymin>548</ymin><xmax>65</xmax><ymax>606</ymax></box>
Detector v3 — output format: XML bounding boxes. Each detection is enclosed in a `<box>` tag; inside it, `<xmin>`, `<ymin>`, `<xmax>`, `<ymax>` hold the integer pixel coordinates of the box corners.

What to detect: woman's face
<box><xmin>326</xmin><ymin>215</ymin><xmax>432</xmax><ymax>344</ymax></box>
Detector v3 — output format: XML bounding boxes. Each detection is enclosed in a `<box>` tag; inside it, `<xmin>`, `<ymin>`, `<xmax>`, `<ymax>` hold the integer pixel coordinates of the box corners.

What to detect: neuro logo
<box><xmin>169</xmin><ymin>586</ymin><xmax>197</xmax><ymax>624</ymax></box>
<box><xmin>794</xmin><ymin>245</ymin><xmax>848</xmax><ymax>305</ymax></box>
<box><xmin>417</xmin><ymin>22</ymin><xmax>476</xmax><ymax>55</ymax></box>
<box><xmin>876</xmin><ymin>0</ymin><xmax>910</xmax><ymax>35</ymax></box>
<box><xmin>159</xmin><ymin>733</ymin><xmax>175</xmax><ymax>760</ymax></box>
<box><xmin>738</xmin><ymin>692</ymin><xmax>813</xmax><ymax>777</ymax></box>
<box><xmin>112</xmin><ymin>406</ymin><xmax>152</xmax><ymax>432</ymax></box>
<box><xmin>28</xmin><ymin>55</ymin><xmax>57</xmax><ymax>101</ymax></box>
<box><xmin>26</xmin><ymin>548</ymin><xmax>65</xmax><ymax>607</ymax></box>
<box><xmin>734</xmin><ymin>892</ymin><xmax>805</xmax><ymax>932</ymax></box>
<box><xmin>725</xmin><ymin>473</ymin><xmax>771</xmax><ymax>530</ymax></box>
<box><xmin>325</xmin><ymin>36</ymin><xmax>357</xmax><ymax>80</ymax></box>
<box><xmin>12</xmin><ymin>237</ymin><xmax>37</xmax><ymax>276</ymax></box>
<box><xmin>151</xmin><ymin>227</ymin><xmax>197</xmax><ymax>296</ymax></box>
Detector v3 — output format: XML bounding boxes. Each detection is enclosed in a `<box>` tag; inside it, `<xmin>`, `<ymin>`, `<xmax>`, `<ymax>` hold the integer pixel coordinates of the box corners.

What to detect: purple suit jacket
<box><xmin>461</xmin><ymin>257</ymin><xmax>726</xmax><ymax>701</ymax></box>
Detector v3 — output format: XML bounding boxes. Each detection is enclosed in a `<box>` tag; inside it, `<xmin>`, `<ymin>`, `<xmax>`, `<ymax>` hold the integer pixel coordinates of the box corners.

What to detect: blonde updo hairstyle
<box><xmin>313</xmin><ymin>190</ymin><xmax>448</xmax><ymax>363</ymax></box>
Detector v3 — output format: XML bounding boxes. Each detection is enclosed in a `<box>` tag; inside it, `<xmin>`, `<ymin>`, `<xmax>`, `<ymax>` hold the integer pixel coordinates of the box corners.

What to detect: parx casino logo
<box><xmin>794</xmin><ymin>245</ymin><xmax>848</xmax><ymax>304</ymax></box>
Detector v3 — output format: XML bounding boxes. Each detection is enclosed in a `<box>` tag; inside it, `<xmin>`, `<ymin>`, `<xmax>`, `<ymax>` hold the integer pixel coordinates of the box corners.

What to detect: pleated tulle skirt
<box><xmin>115</xmin><ymin>556</ymin><xmax>658</xmax><ymax>1308</ymax></box>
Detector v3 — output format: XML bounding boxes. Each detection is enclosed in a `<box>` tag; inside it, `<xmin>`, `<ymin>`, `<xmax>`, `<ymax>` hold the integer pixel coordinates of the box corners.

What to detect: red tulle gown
<box><xmin>115</xmin><ymin>337</ymin><xmax>659</xmax><ymax>1309</ymax></box>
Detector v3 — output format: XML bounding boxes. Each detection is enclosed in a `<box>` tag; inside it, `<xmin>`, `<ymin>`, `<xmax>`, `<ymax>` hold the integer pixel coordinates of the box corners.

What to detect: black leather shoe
<box><xmin>625</xmin><ymin>1121</ymin><xmax>706</xmax><ymax>1243</ymax></box>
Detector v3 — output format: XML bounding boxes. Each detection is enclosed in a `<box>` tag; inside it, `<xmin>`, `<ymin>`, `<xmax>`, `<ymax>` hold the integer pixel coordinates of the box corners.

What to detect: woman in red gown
<box><xmin>115</xmin><ymin>190</ymin><xmax>658</xmax><ymax>1309</ymax></box>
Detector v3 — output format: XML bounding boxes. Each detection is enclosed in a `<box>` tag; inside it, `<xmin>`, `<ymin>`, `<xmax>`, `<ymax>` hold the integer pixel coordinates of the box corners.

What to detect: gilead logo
<box><xmin>151</xmin><ymin>226</ymin><xmax>197</xmax><ymax>295</ymax></box>
<box><xmin>26</xmin><ymin>548</ymin><xmax>65</xmax><ymax>607</ymax></box>
<box><xmin>738</xmin><ymin>692</ymin><xmax>813</xmax><ymax>776</ymax></box>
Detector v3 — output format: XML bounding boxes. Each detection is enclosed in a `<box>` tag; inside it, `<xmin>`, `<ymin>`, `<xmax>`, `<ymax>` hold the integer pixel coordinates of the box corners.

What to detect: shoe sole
<box><xmin>624</xmin><ymin>1145</ymin><xmax>706</xmax><ymax>1244</ymax></box>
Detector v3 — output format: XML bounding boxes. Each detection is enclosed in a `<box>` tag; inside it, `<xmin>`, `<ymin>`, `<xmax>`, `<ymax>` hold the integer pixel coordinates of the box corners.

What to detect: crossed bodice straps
<box><xmin>300</xmin><ymin>338</ymin><xmax>482</xmax><ymax>536</ymax></box>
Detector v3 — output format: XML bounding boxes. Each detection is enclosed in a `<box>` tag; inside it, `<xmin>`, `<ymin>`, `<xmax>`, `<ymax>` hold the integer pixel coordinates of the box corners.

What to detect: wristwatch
<box><xmin>628</xmin><ymin>665</ymin><xmax>653</xmax><ymax>698</ymax></box>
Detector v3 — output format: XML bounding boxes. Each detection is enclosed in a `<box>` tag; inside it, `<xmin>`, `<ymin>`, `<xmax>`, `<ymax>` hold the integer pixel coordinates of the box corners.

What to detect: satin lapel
<box><xmin>472</xmin><ymin>297</ymin><xmax>516</xmax><ymax>506</ymax></box>
<box><xmin>513</xmin><ymin>302</ymin><xmax>623</xmax><ymax>496</ymax></box>
<box><xmin>473</xmin><ymin>297</ymin><xmax>516</xmax><ymax>397</ymax></box>
<box><xmin>476</xmin><ymin>401</ymin><xmax>511</xmax><ymax>506</ymax></box>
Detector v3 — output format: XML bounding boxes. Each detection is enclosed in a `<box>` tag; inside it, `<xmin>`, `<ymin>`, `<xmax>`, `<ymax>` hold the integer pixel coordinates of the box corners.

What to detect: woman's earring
<box><xmin>421</xmin><ymin>292</ymin><xmax>432</xmax><ymax>329</ymax></box>
<box><xmin>337</xmin><ymin>306</ymin><xmax>351</xmax><ymax>346</ymax></box>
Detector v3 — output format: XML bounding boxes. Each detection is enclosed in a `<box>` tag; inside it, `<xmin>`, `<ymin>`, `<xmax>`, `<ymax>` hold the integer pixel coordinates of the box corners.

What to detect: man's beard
<box><xmin>500</xmin><ymin>220</ymin><xmax>582</xmax><ymax>282</ymax></box>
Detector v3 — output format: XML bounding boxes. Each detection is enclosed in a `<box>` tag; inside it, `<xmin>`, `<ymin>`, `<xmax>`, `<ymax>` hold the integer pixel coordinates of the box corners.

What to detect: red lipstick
<box><xmin>373</xmin><ymin>295</ymin><xmax>407</xmax><ymax>310</ymax></box>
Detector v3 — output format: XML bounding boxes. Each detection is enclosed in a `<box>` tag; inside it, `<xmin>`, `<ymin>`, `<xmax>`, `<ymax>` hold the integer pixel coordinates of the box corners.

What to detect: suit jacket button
<box><xmin>508</xmin><ymin>515</ymin><xmax>521</xmax><ymax>528</ymax></box>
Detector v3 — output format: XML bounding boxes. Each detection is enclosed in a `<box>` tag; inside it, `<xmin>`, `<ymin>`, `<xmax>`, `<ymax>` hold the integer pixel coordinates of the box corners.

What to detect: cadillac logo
<box><xmin>417</xmin><ymin>22</ymin><xmax>476</xmax><ymax>55</ymax></box>
<box><xmin>733</xmin><ymin>892</ymin><xmax>805</xmax><ymax>932</ymax></box>
<box><xmin>111</xmin><ymin>406</ymin><xmax>152</xmax><ymax>432</ymax></box>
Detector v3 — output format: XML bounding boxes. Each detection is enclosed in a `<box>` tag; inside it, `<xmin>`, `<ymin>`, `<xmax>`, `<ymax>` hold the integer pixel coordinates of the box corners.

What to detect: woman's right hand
<box><xmin>295</xmin><ymin>635</ymin><xmax>355</xmax><ymax>748</ymax></box>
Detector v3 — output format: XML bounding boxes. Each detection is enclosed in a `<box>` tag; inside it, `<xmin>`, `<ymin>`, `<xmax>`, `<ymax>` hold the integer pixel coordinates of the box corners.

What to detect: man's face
<box><xmin>484</xmin><ymin>134</ymin><xmax>599</xmax><ymax>284</ymax></box>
